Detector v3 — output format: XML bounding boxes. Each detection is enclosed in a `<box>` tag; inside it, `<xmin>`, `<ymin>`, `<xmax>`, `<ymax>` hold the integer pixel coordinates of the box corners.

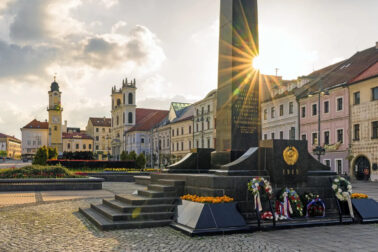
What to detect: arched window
<box><xmin>128</xmin><ymin>93</ymin><xmax>133</xmax><ymax>104</ymax></box>
<box><xmin>123</xmin><ymin>93</ymin><xmax>125</xmax><ymax>104</ymax></box>
<box><xmin>117</xmin><ymin>99</ymin><xmax>121</xmax><ymax>106</ymax></box>
<box><xmin>128</xmin><ymin>112</ymin><xmax>133</xmax><ymax>124</ymax></box>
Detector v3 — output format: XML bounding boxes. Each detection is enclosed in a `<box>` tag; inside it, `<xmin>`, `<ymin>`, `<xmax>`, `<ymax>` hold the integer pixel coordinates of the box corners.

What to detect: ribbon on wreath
<box><xmin>346</xmin><ymin>194</ymin><xmax>354</xmax><ymax>218</ymax></box>
<box><xmin>306</xmin><ymin>198</ymin><xmax>326</xmax><ymax>217</ymax></box>
<box><xmin>283</xmin><ymin>194</ymin><xmax>293</xmax><ymax>217</ymax></box>
<box><xmin>254</xmin><ymin>192</ymin><xmax>262</xmax><ymax>212</ymax></box>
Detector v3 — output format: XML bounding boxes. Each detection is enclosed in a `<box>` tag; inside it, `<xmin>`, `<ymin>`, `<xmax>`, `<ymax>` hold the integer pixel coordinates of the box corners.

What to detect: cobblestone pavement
<box><xmin>0</xmin><ymin>181</ymin><xmax>376</xmax><ymax>251</ymax></box>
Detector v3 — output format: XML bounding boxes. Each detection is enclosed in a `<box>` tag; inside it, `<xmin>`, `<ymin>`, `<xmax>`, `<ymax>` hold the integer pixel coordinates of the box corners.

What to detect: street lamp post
<box><xmin>311</xmin><ymin>81</ymin><xmax>328</xmax><ymax>162</ymax></box>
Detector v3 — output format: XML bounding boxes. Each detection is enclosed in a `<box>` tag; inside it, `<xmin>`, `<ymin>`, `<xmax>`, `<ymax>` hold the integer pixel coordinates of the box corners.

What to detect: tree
<box><xmin>33</xmin><ymin>146</ymin><xmax>48</xmax><ymax>165</ymax></box>
<box><xmin>128</xmin><ymin>151</ymin><xmax>137</xmax><ymax>161</ymax></box>
<box><xmin>120</xmin><ymin>151</ymin><xmax>128</xmax><ymax>161</ymax></box>
<box><xmin>48</xmin><ymin>147</ymin><xmax>58</xmax><ymax>160</ymax></box>
<box><xmin>0</xmin><ymin>150</ymin><xmax>6</xmax><ymax>158</ymax></box>
<box><xmin>136</xmin><ymin>153</ymin><xmax>146</xmax><ymax>169</ymax></box>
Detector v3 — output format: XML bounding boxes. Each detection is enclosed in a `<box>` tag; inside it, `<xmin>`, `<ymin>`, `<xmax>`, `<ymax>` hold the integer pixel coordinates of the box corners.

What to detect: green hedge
<box><xmin>0</xmin><ymin>165</ymin><xmax>83</xmax><ymax>179</ymax></box>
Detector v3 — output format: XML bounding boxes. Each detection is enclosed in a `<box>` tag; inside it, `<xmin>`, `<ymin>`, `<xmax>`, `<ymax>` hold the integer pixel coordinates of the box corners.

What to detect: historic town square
<box><xmin>0</xmin><ymin>0</ymin><xmax>377</xmax><ymax>251</ymax></box>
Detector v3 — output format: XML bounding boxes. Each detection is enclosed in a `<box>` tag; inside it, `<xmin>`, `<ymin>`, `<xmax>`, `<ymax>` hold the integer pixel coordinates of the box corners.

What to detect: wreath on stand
<box><xmin>332</xmin><ymin>176</ymin><xmax>354</xmax><ymax>218</ymax></box>
<box><xmin>276</xmin><ymin>188</ymin><xmax>304</xmax><ymax>219</ymax></box>
<box><xmin>302</xmin><ymin>193</ymin><xmax>325</xmax><ymax>217</ymax></box>
<box><xmin>247</xmin><ymin>177</ymin><xmax>273</xmax><ymax>219</ymax></box>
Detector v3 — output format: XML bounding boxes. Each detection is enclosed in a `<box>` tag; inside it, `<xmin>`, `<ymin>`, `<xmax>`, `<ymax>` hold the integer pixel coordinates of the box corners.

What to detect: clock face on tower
<box><xmin>52</xmin><ymin>116</ymin><xmax>60</xmax><ymax>124</ymax></box>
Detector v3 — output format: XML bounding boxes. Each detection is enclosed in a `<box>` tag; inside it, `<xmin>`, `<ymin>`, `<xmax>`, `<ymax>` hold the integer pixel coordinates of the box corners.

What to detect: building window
<box><xmin>116</xmin><ymin>116</ymin><xmax>119</xmax><ymax>126</ymax></box>
<box><xmin>89</xmin><ymin>144</ymin><xmax>92</xmax><ymax>150</ymax></box>
<box><xmin>208</xmin><ymin>105</ymin><xmax>210</xmax><ymax>112</ymax></box>
<box><xmin>96</xmin><ymin>145</ymin><xmax>99</xmax><ymax>150</ymax></box>
<box><xmin>301</xmin><ymin>134</ymin><xmax>307</xmax><ymax>141</ymax></box>
<box><xmin>196</xmin><ymin>109</ymin><xmax>199</xmax><ymax>116</ymax></box>
<box><xmin>54</xmin><ymin>126</ymin><xmax>57</xmax><ymax>131</ymax></box>
<box><xmin>280</xmin><ymin>131</ymin><xmax>283</xmax><ymax>139</ymax></box>
<box><xmin>172</xmin><ymin>129</ymin><xmax>174</xmax><ymax>136</ymax></box>
<box><xmin>96</xmin><ymin>136</ymin><xmax>99</xmax><ymax>141</ymax></box>
<box><xmin>264</xmin><ymin>109</ymin><xmax>267</xmax><ymax>120</ymax></box>
<box><xmin>196</xmin><ymin>140</ymin><xmax>199</xmax><ymax>148</ymax></box>
<box><xmin>337</xmin><ymin>129</ymin><xmax>343</xmax><ymax>143</ymax></box>
<box><xmin>336</xmin><ymin>97</ymin><xmax>343</xmax><ymax>111</ymax></box>
<box><xmin>335</xmin><ymin>159</ymin><xmax>342</xmax><ymax>174</ymax></box>
<box><xmin>76</xmin><ymin>144</ymin><xmax>79</xmax><ymax>149</ymax></box>
<box><xmin>372</xmin><ymin>121</ymin><xmax>378</xmax><ymax>139</ymax></box>
<box><xmin>196</xmin><ymin>123</ymin><xmax>199</xmax><ymax>132</ymax></box>
<box><xmin>181</xmin><ymin>142</ymin><xmax>184</xmax><ymax>151</ymax></box>
<box><xmin>312</xmin><ymin>132</ymin><xmax>318</xmax><ymax>145</ymax></box>
<box><xmin>312</xmin><ymin>104</ymin><xmax>317</xmax><ymax>116</ymax></box>
<box><xmin>324</xmin><ymin>101</ymin><xmax>329</xmax><ymax>113</ymax></box>
<box><xmin>83</xmin><ymin>144</ymin><xmax>86</xmax><ymax>150</ymax></box>
<box><xmin>279</xmin><ymin>104</ymin><xmax>284</xmax><ymax>116</ymax></box>
<box><xmin>324</xmin><ymin>159</ymin><xmax>331</xmax><ymax>168</ymax></box>
<box><xmin>207</xmin><ymin>138</ymin><xmax>210</xmax><ymax>148</ymax></box>
<box><xmin>123</xmin><ymin>112</ymin><xmax>125</xmax><ymax>124</ymax></box>
<box><xmin>207</xmin><ymin>119</ymin><xmax>210</xmax><ymax>129</ymax></box>
<box><xmin>189</xmin><ymin>126</ymin><xmax>191</xmax><ymax>134</ymax></box>
<box><xmin>271</xmin><ymin>132</ymin><xmax>275</xmax><ymax>139</ymax></box>
<box><xmin>324</xmin><ymin>131</ymin><xmax>330</xmax><ymax>145</ymax></box>
<box><xmin>117</xmin><ymin>99</ymin><xmax>121</xmax><ymax>106</ymax></box>
<box><xmin>128</xmin><ymin>93</ymin><xmax>133</xmax><ymax>104</ymax></box>
<box><xmin>289</xmin><ymin>102</ymin><xmax>293</xmax><ymax>114</ymax></box>
<box><xmin>354</xmin><ymin>92</ymin><xmax>360</xmax><ymax>105</ymax></box>
<box><xmin>264</xmin><ymin>134</ymin><xmax>267</xmax><ymax>140</ymax></box>
<box><xmin>189</xmin><ymin>141</ymin><xmax>191</xmax><ymax>150</ymax></box>
<box><xmin>176</xmin><ymin>128</ymin><xmax>179</xmax><ymax>136</ymax></box>
<box><xmin>289</xmin><ymin>127</ymin><xmax>295</xmax><ymax>140</ymax></box>
<box><xmin>181</xmin><ymin>127</ymin><xmax>184</xmax><ymax>135</ymax></box>
<box><xmin>128</xmin><ymin>112</ymin><xmax>133</xmax><ymax>124</ymax></box>
<box><xmin>96</xmin><ymin>128</ymin><xmax>99</xmax><ymax>132</ymax></box>
<box><xmin>301</xmin><ymin>106</ymin><xmax>306</xmax><ymax>118</ymax></box>
<box><xmin>172</xmin><ymin>143</ymin><xmax>174</xmax><ymax>151</ymax></box>
<box><xmin>176</xmin><ymin>142</ymin><xmax>179</xmax><ymax>151</ymax></box>
<box><xmin>67</xmin><ymin>143</ymin><xmax>71</xmax><ymax>149</ymax></box>
<box><xmin>354</xmin><ymin>124</ymin><xmax>360</xmax><ymax>141</ymax></box>
<box><xmin>141</xmin><ymin>138</ymin><xmax>145</xmax><ymax>144</ymax></box>
<box><xmin>271</xmin><ymin>107</ymin><xmax>275</xmax><ymax>118</ymax></box>
<box><xmin>372</xmin><ymin>87</ymin><xmax>378</xmax><ymax>101</ymax></box>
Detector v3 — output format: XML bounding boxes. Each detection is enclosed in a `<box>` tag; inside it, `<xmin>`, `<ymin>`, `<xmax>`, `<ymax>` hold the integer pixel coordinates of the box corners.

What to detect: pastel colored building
<box><xmin>86</xmin><ymin>117</ymin><xmax>112</xmax><ymax>160</ymax></box>
<box><xmin>21</xmin><ymin>119</ymin><xmax>49</xmax><ymax>157</ymax></box>
<box><xmin>62</xmin><ymin>132</ymin><xmax>94</xmax><ymax>153</ymax></box>
<box><xmin>0</xmin><ymin>133</ymin><xmax>22</xmax><ymax>159</ymax></box>
<box><xmin>349</xmin><ymin>60</ymin><xmax>378</xmax><ymax>181</ymax></box>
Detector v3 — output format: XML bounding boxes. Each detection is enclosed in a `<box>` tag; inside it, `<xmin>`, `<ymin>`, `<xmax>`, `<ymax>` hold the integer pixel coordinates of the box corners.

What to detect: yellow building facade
<box><xmin>62</xmin><ymin>133</ymin><xmax>94</xmax><ymax>153</ymax></box>
<box><xmin>0</xmin><ymin>133</ymin><xmax>22</xmax><ymax>159</ymax></box>
<box><xmin>86</xmin><ymin>117</ymin><xmax>112</xmax><ymax>160</ymax></box>
<box><xmin>47</xmin><ymin>78</ymin><xmax>63</xmax><ymax>153</ymax></box>
<box><xmin>349</xmin><ymin>69</ymin><xmax>378</xmax><ymax>181</ymax></box>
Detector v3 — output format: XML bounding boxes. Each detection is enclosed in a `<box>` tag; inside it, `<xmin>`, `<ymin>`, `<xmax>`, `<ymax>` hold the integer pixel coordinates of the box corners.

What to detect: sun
<box><xmin>252</xmin><ymin>55</ymin><xmax>261</xmax><ymax>70</ymax></box>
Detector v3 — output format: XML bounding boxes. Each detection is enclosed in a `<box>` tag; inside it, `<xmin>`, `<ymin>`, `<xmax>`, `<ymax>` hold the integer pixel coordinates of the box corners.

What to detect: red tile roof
<box><xmin>127</xmin><ymin>108</ymin><xmax>169</xmax><ymax>132</ymax></box>
<box><xmin>62</xmin><ymin>132</ymin><xmax>93</xmax><ymax>140</ymax></box>
<box><xmin>0</xmin><ymin>133</ymin><xmax>21</xmax><ymax>142</ymax></box>
<box><xmin>350</xmin><ymin>61</ymin><xmax>378</xmax><ymax>83</ymax></box>
<box><xmin>89</xmin><ymin>117</ymin><xmax>111</xmax><ymax>127</ymax></box>
<box><xmin>22</xmin><ymin>119</ymin><xmax>49</xmax><ymax>129</ymax></box>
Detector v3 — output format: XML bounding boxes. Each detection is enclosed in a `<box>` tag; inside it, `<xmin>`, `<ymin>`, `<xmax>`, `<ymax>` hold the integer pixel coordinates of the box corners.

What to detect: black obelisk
<box><xmin>215</xmin><ymin>0</ymin><xmax>259</xmax><ymax>157</ymax></box>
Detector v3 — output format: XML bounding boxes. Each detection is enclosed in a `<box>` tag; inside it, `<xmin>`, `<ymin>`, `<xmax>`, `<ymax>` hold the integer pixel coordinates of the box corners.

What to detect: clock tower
<box><xmin>47</xmin><ymin>76</ymin><xmax>63</xmax><ymax>153</ymax></box>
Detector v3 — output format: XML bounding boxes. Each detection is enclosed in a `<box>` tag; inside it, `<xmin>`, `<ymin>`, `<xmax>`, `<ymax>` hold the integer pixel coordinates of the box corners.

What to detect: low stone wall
<box><xmin>0</xmin><ymin>177</ymin><xmax>104</xmax><ymax>191</ymax></box>
<box><xmin>88</xmin><ymin>172</ymin><xmax>150</xmax><ymax>182</ymax></box>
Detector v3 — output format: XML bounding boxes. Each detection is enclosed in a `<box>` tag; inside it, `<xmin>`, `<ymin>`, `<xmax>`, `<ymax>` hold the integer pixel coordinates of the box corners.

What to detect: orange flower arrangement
<box><xmin>351</xmin><ymin>193</ymin><xmax>368</xmax><ymax>199</ymax></box>
<box><xmin>180</xmin><ymin>194</ymin><xmax>234</xmax><ymax>204</ymax></box>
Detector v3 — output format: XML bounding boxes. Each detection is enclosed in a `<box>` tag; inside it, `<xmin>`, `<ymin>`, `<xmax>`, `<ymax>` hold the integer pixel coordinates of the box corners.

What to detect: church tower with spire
<box><xmin>47</xmin><ymin>76</ymin><xmax>63</xmax><ymax>153</ymax></box>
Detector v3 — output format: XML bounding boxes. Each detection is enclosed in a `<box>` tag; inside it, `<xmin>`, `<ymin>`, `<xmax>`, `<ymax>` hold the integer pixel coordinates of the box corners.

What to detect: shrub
<box><xmin>128</xmin><ymin>151</ymin><xmax>137</xmax><ymax>161</ymax></box>
<box><xmin>48</xmin><ymin>147</ymin><xmax>58</xmax><ymax>159</ymax></box>
<box><xmin>120</xmin><ymin>151</ymin><xmax>129</xmax><ymax>161</ymax></box>
<box><xmin>33</xmin><ymin>146</ymin><xmax>49</xmax><ymax>165</ymax></box>
<box><xmin>0</xmin><ymin>165</ymin><xmax>83</xmax><ymax>178</ymax></box>
<box><xmin>62</xmin><ymin>151</ymin><xmax>94</xmax><ymax>160</ymax></box>
<box><xmin>47</xmin><ymin>160</ymin><xmax>136</xmax><ymax>170</ymax></box>
<box><xmin>136</xmin><ymin>153</ymin><xmax>146</xmax><ymax>169</ymax></box>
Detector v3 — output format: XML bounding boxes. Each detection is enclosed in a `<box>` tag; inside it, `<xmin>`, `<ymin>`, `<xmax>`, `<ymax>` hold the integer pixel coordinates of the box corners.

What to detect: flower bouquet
<box><xmin>278</xmin><ymin>187</ymin><xmax>304</xmax><ymax>217</ymax></box>
<box><xmin>351</xmin><ymin>193</ymin><xmax>368</xmax><ymax>199</ymax></box>
<box><xmin>302</xmin><ymin>192</ymin><xmax>325</xmax><ymax>217</ymax></box>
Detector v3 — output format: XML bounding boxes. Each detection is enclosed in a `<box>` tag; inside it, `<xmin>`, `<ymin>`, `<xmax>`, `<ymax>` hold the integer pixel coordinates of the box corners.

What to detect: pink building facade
<box><xmin>299</xmin><ymin>86</ymin><xmax>350</xmax><ymax>175</ymax></box>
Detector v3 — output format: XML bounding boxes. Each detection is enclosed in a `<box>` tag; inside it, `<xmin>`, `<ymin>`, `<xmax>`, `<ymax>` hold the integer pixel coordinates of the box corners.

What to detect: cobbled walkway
<box><xmin>0</xmin><ymin>182</ymin><xmax>376</xmax><ymax>251</ymax></box>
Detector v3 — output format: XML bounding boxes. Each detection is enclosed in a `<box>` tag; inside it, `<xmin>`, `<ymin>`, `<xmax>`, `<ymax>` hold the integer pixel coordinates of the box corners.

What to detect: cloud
<box><xmin>111</xmin><ymin>21</ymin><xmax>127</xmax><ymax>34</ymax></box>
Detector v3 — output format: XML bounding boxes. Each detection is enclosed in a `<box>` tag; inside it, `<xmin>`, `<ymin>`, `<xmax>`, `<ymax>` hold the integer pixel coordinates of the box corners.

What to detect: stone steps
<box><xmin>134</xmin><ymin>176</ymin><xmax>151</xmax><ymax>185</ymax></box>
<box><xmin>79</xmin><ymin>207</ymin><xmax>172</xmax><ymax>231</ymax></box>
<box><xmin>80</xmin><ymin>177</ymin><xmax>183</xmax><ymax>230</ymax></box>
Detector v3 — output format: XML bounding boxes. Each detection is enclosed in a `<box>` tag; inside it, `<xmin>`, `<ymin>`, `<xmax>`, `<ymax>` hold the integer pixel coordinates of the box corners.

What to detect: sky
<box><xmin>0</xmin><ymin>0</ymin><xmax>377</xmax><ymax>139</ymax></box>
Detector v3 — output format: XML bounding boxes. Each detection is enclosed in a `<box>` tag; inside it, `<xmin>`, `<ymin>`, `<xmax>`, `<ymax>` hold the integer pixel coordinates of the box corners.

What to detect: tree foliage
<box><xmin>33</xmin><ymin>146</ymin><xmax>49</xmax><ymax>165</ymax></box>
<box><xmin>136</xmin><ymin>153</ymin><xmax>146</xmax><ymax>169</ymax></box>
<box><xmin>128</xmin><ymin>151</ymin><xmax>137</xmax><ymax>161</ymax></box>
<box><xmin>120</xmin><ymin>151</ymin><xmax>129</xmax><ymax>161</ymax></box>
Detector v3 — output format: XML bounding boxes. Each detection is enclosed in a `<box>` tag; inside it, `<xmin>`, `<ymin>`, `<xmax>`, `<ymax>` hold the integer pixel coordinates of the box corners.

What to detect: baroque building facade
<box><xmin>21</xmin><ymin>119</ymin><xmax>49</xmax><ymax>158</ymax></box>
<box><xmin>47</xmin><ymin>77</ymin><xmax>63</xmax><ymax>153</ymax></box>
<box><xmin>0</xmin><ymin>133</ymin><xmax>21</xmax><ymax>159</ymax></box>
<box><xmin>86</xmin><ymin>117</ymin><xmax>112</xmax><ymax>160</ymax></box>
<box><xmin>193</xmin><ymin>89</ymin><xmax>217</xmax><ymax>148</ymax></box>
<box><xmin>349</xmin><ymin>60</ymin><xmax>378</xmax><ymax>181</ymax></box>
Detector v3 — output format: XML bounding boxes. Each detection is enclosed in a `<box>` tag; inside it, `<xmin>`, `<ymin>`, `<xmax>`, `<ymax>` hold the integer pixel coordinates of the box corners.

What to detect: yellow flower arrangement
<box><xmin>351</xmin><ymin>193</ymin><xmax>368</xmax><ymax>199</ymax></box>
<box><xmin>180</xmin><ymin>194</ymin><xmax>234</xmax><ymax>204</ymax></box>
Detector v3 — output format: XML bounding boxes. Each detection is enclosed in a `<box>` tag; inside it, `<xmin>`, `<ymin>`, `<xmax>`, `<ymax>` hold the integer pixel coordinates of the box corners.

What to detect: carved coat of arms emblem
<box><xmin>283</xmin><ymin>146</ymin><xmax>299</xmax><ymax>166</ymax></box>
